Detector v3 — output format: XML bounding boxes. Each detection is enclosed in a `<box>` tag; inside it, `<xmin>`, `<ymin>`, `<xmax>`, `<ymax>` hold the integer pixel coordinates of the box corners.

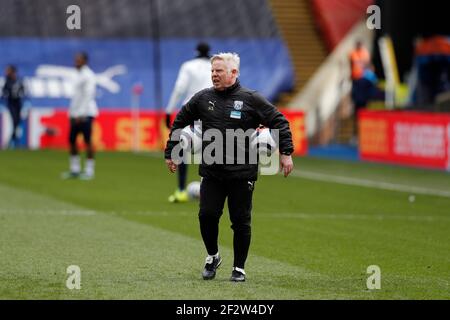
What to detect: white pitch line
<box><xmin>108</xmin><ymin>210</ymin><xmax>450</xmax><ymax>222</ymax></box>
<box><xmin>0</xmin><ymin>209</ymin><xmax>97</xmax><ymax>216</ymax></box>
<box><xmin>257</xmin><ymin>212</ymin><xmax>450</xmax><ymax>222</ymax></box>
<box><xmin>119</xmin><ymin>210</ymin><xmax>449</xmax><ymax>222</ymax></box>
<box><xmin>3</xmin><ymin>207</ymin><xmax>446</xmax><ymax>222</ymax></box>
<box><xmin>291</xmin><ymin>170</ymin><xmax>450</xmax><ymax>198</ymax></box>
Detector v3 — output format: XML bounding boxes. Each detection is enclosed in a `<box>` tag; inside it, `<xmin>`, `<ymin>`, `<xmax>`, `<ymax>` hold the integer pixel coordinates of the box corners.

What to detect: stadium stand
<box><xmin>269</xmin><ymin>0</ymin><xmax>328</xmax><ymax>103</ymax></box>
<box><xmin>311</xmin><ymin>0</ymin><xmax>374</xmax><ymax>51</ymax></box>
<box><xmin>0</xmin><ymin>0</ymin><xmax>294</xmax><ymax>109</ymax></box>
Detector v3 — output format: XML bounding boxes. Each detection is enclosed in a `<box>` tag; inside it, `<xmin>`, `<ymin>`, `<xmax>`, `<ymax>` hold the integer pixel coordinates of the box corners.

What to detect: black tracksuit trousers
<box><xmin>199</xmin><ymin>177</ymin><xmax>254</xmax><ymax>269</ymax></box>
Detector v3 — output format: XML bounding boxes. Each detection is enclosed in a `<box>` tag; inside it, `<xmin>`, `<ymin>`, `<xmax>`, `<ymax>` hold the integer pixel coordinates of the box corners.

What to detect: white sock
<box><xmin>85</xmin><ymin>159</ymin><xmax>95</xmax><ymax>176</ymax></box>
<box><xmin>205</xmin><ymin>252</ymin><xmax>219</xmax><ymax>264</ymax></box>
<box><xmin>234</xmin><ymin>267</ymin><xmax>245</xmax><ymax>275</ymax></box>
<box><xmin>208</xmin><ymin>252</ymin><xmax>219</xmax><ymax>259</ymax></box>
<box><xmin>70</xmin><ymin>155</ymin><xmax>81</xmax><ymax>173</ymax></box>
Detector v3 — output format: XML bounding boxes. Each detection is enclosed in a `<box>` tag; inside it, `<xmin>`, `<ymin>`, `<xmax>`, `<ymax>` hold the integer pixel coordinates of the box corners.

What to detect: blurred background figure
<box><xmin>409</xmin><ymin>35</ymin><xmax>450</xmax><ymax>110</ymax></box>
<box><xmin>62</xmin><ymin>52</ymin><xmax>98</xmax><ymax>180</ymax></box>
<box><xmin>165</xmin><ymin>42</ymin><xmax>212</xmax><ymax>203</ymax></box>
<box><xmin>349</xmin><ymin>40</ymin><xmax>371</xmax><ymax>142</ymax></box>
<box><xmin>1</xmin><ymin>65</ymin><xmax>25</xmax><ymax>149</ymax></box>
<box><xmin>349</xmin><ymin>40</ymin><xmax>371</xmax><ymax>82</ymax></box>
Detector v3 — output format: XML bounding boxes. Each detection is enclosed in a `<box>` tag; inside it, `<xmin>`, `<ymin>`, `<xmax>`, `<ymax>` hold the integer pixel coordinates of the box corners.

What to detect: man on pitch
<box><xmin>165</xmin><ymin>42</ymin><xmax>212</xmax><ymax>203</ymax></box>
<box><xmin>165</xmin><ymin>52</ymin><xmax>294</xmax><ymax>282</ymax></box>
<box><xmin>62</xmin><ymin>52</ymin><xmax>98</xmax><ymax>180</ymax></box>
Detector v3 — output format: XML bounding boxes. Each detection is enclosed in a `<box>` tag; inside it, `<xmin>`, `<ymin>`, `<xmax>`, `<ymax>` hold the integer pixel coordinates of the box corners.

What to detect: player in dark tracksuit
<box><xmin>2</xmin><ymin>65</ymin><xmax>25</xmax><ymax>148</ymax></box>
<box><xmin>165</xmin><ymin>53</ymin><xmax>294</xmax><ymax>282</ymax></box>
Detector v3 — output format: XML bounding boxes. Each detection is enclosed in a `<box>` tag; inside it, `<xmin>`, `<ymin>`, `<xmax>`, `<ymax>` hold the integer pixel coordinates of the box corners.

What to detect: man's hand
<box><xmin>165</xmin><ymin>113</ymin><xmax>172</xmax><ymax>129</ymax></box>
<box><xmin>165</xmin><ymin>159</ymin><xmax>178</xmax><ymax>173</ymax></box>
<box><xmin>280</xmin><ymin>154</ymin><xmax>293</xmax><ymax>177</ymax></box>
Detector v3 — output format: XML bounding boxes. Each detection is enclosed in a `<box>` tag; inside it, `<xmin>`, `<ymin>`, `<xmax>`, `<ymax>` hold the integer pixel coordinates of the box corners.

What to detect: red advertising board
<box><xmin>359</xmin><ymin>110</ymin><xmax>450</xmax><ymax>170</ymax></box>
<box><xmin>280</xmin><ymin>109</ymin><xmax>307</xmax><ymax>156</ymax></box>
<box><xmin>35</xmin><ymin>110</ymin><xmax>164</xmax><ymax>151</ymax></box>
<box><xmin>29</xmin><ymin>109</ymin><xmax>308</xmax><ymax>155</ymax></box>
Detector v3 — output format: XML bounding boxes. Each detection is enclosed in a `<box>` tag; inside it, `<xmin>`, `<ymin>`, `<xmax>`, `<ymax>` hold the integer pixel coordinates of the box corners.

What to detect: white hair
<box><xmin>211</xmin><ymin>52</ymin><xmax>240</xmax><ymax>75</ymax></box>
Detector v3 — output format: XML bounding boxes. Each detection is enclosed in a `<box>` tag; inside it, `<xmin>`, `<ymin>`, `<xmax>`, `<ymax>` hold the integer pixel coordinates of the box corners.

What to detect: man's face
<box><xmin>211</xmin><ymin>59</ymin><xmax>236</xmax><ymax>91</ymax></box>
<box><xmin>75</xmin><ymin>55</ymin><xmax>85</xmax><ymax>69</ymax></box>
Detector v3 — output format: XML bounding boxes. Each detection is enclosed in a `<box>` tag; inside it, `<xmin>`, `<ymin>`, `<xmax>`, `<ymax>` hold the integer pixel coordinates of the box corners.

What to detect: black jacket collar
<box><xmin>215</xmin><ymin>79</ymin><xmax>241</xmax><ymax>95</ymax></box>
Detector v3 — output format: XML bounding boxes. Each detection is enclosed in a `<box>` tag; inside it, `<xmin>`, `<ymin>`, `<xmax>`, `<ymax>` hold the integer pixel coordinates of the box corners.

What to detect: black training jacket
<box><xmin>164</xmin><ymin>80</ymin><xmax>294</xmax><ymax>181</ymax></box>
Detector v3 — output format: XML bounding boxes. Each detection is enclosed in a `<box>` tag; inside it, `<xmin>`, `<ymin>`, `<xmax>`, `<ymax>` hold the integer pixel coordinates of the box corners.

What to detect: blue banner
<box><xmin>0</xmin><ymin>38</ymin><xmax>294</xmax><ymax>110</ymax></box>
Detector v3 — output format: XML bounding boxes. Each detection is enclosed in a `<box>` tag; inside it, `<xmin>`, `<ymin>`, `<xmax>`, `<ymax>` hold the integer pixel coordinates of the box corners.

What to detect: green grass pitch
<box><xmin>0</xmin><ymin>150</ymin><xmax>448</xmax><ymax>299</ymax></box>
